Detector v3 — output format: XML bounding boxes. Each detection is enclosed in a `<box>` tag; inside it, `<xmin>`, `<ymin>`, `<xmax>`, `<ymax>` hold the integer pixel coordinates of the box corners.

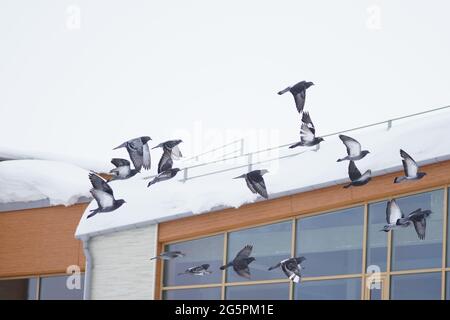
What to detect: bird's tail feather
<box><xmin>147</xmin><ymin>180</ymin><xmax>156</xmax><ymax>187</ymax></box>
<box><xmin>394</xmin><ymin>176</ymin><xmax>406</xmax><ymax>183</ymax></box>
<box><xmin>277</xmin><ymin>87</ymin><xmax>290</xmax><ymax>95</ymax></box>
<box><xmin>220</xmin><ymin>263</ymin><xmax>232</xmax><ymax>270</ymax></box>
<box><xmin>113</xmin><ymin>142</ymin><xmax>127</xmax><ymax>150</ymax></box>
<box><xmin>343</xmin><ymin>183</ymin><xmax>352</xmax><ymax>189</ymax></box>
<box><xmin>289</xmin><ymin>142</ymin><xmax>303</xmax><ymax>149</ymax></box>
<box><xmin>87</xmin><ymin>209</ymin><xmax>99</xmax><ymax>219</ymax></box>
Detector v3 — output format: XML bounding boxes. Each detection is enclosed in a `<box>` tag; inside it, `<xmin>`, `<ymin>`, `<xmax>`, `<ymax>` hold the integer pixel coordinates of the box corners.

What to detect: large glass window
<box><xmin>294</xmin><ymin>278</ymin><xmax>361</xmax><ymax>300</ymax></box>
<box><xmin>226</xmin><ymin>221</ymin><xmax>292</xmax><ymax>283</ymax></box>
<box><xmin>390</xmin><ymin>272</ymin><xmax>441</xmax><ymax>300</ymax></box>
<box><xmin>0</xmin><ymin>278</ymin><xmax>37</xmax><ymax>300</ymax></box>
<box><xmin>163</xmin><ymin>287</ymin><xmax>221</xmax><ymax>300</ymax></box>
<box><xmin>391</xmin><ymin>190</ymin><xmax>444</xmax><ymax>271</ymax></box>
<box><xmin>164</xmin><ymin>234</ymin><xmax>224</xmax><ymax>287</ymax></box>
<box><xmin>296</xmin><ymin>206</ymin><xmax>364</xmax><ymax>277</ymax></box>
<box><xmin>447</xmin><ymin>273</ymin><xmax>450</xmax><ymax>300</ymax></box>
<box><xmin>367</xmin><ymin>201</ymin><xmax>388</xmax><ymax>272</ymax></box>
<box><xmin>226</xmin><ymin>283</ymin><xmax>289</xmax><ymax>300</ymax></box>
<box><xmin>39</xmin><ymin>274</ymin><xmax>84</xmax><ymax>300</ymax></box>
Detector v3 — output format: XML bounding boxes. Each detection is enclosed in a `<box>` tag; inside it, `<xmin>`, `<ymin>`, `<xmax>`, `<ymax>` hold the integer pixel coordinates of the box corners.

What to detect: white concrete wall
<box><xmin>88</xmin><ymin>224</ymin><xmax>158</xmax><ymax>300</ymax></box>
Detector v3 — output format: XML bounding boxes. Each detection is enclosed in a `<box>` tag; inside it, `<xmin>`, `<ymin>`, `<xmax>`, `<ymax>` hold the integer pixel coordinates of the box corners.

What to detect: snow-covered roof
<box><xmin>0</xmin><ymin>160</ymin><xmax>91</xmax><ymax>207</ymax></box>
<box><xmin>75</xmin><ymin>109</ymin><xmax>450</xmax><ymax>239</ymax></box>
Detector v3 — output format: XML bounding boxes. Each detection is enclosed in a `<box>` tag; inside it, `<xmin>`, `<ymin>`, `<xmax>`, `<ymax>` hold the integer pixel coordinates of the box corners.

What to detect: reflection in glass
<box><xmin>226</xmin><ymin>283</ymin><xmax>289</xmax><ymax>300</ymax></box>
<box><xmin>0</xmin><ymin>278</ymin><xmax>37</xmax><ymax>300</ymax></box>
<box><xmin>390</xmin><ymin>272</ymin><xmax>441</xmax><ymax>300</ymax></box>
<box><xmin>369</xmin><ymin>286</ymin><xmax>382</xmax><ymax>300</ymax></box>
<box><xmin>164</xmin><ymin>234</ymin><xmax>224</xmax><ymax>287</ymax></box>
<box><xmin>367</xmin><ymin>201</ymin><xmax>388</xmax><ymax>272</ymax></box>
<box><xmin>391</xmin><ymin>190</ymin><xmax>444</xmax><ymax>271</ymax></box>
<box><xmin>295</xmin><ymin>278</ymin><xmax>361</xmax><ymax>300</ymax></box>
<box><xmin>40</xmin><ymin>274</ymin><xmax>84</xmax><ymax>300</ymax></box>
<box><xmin>227</xmin><ymin>221</ymin><xmax>292</xmax><ymax>283</ymax></box>
<box><xmin>163</xmin><ymin>287</ymin><xmax>221</xmax><ymax>300</ymax></box>
<box><xmin>296</xmin><ymin>207</ymin><xmax>364</xmax><ymax>277</ymax></box>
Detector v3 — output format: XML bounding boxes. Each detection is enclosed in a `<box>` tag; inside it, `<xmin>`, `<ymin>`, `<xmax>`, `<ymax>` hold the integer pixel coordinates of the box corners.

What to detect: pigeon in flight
<box><xmin>268</xmin><ymin>257</ymin><xmax>306</xmax><ymax>283</ymax></box>
<box><xmin>220</xmin><ymin>245</ymin><xmax>255</xmax><ymax>279</ymax></box>
<box><xmin>147</xmin><ymin>168</ymin><xmax>181</xmax><ymax>187</ymax></box>
<box><xmin>150</xmin><ymin>251</ymin><xmax>185</xmax><ymax>260</ymax></box>
<box><xmin>381</xmin><ymin>199</ymin><xmax>412</xmax><ymax>232</ymax></box>
<box><xmin>234</xmin><ymin>169</ymin><xmax>269</xmax><ymax>199</ymax></box>
<box><xmin>344</xmin><ymin>161</ymin><xmax>371</xmax><ymax>188</ymax></box>
<box><xmin>278</xmin><ymin>81</ymin><xmax>314</xmax><ymax>114</ymax></box>
<box><xmin>87</xmin><ymin>172</ymin><xmax>126</xmax><ymax>219</ymax></box>
<box><xmin>381</xmin><ymin>200</ymin><xmax>432</xmax><ymax>240</ymax></box>
<box><xmin>289</xmin><ymin>111</ymin><xmax>324</xmax><ymax>148</ymax></box>
<box><xmin>178</xmin><ymin>264</ymin><xmax>212</xmax><ymax>276</ymax></box>
<box><xmin>152</xmin><ymin>140</ymin><xmax>183</xmax><ymax>173</ymax></box>
<box><xmin>394</xmin><ymin>149</ymin><xmax>427</xmax><ymax>183</ymax></box>
<box><xmin>109</xmin><ymin>158</ymin><xmax>139</xmax><ymax>181</ymax></box>
<box><xmin>113</xmin><ymin>136</ymin><xmax>152</xmax><ymax>171</ymax></box>
<box><xmin>337</xmin><ymin>135</ymin><xmax>370</xmax><ymax>162</ymax></box>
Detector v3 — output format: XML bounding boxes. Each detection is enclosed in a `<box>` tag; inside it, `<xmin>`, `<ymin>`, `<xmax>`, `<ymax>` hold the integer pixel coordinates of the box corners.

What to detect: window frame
<box><xmin>159</xmin><ymin>185</ymin><xmax>450</xmax><ymax>300</ymax></box>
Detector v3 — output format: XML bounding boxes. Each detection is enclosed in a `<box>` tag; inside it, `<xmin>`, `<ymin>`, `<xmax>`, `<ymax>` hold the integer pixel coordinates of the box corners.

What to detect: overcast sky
<box><xmin>1</xmin><ymin>0</ymin><xmax>450</xmax><ymax>170</ymax></box>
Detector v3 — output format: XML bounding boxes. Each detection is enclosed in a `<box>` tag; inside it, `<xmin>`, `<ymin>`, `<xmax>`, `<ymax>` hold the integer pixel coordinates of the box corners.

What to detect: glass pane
<box><xmin>0</xmin><ymin>278</ymin><xmax>37</xmax><ymax>300</ymax></box>
<box><xmin>226</xmin><ymin>283</ymin><xmax>289</xmax><ymax>300</ymax></box>
<box><xmin>227</xmin><ymin>221</ymin><xmax>292</xmax><ymax>283</ymax></box>
<box><xmin>367</xmin><ymin>201</ymin><xmax>388</xmax><ymax>272</ymax></box>
<box><xmin>295</xmin><ymin>278</ymin><xmax>361</xmax><ymax>300</ymax></box>
<box><xmin>164</xmin><ymin>234</ymin><xmax>224</xmax><ymax>287</ymax></box>
<box><xmin>392</xmin><ymin>190</ymin><xmax>444</xmax><ymax>271</ymax></box>
<box><xmin>39</xmin><ymin>274</ymin><xmax>84</xmax><ymax>300</ymax></box>
<box><xmin>163</xmin><ymin>287</ymin><xmax>221</xmax><ymax>300</ymax></box>
<box><xmin>296</xmin><ymin>206</ymin><xmax>364</xmax><ymax>277</ymax></box>
<box><xmin>369</xmin><ymin>285</ymin><xmax>382</xmax><ymax>300</ymax></box>
<box><xmin>390</xmin><ymin>273</ymin><xmax>441</xmax><ymax>300</ymax></box>
<box><xmin>447</xmin><ymin>272</ymin><xmax>450</xmax><ymax>300</ymax></box>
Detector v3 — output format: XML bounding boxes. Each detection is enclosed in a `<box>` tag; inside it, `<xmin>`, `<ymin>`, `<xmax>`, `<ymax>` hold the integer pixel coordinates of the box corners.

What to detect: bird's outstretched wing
<box><xmin>300</xmin><ymin>122</ymin><xmax>315</xmax><ymax>144</ymax></box>
<box><xmin>281</xmin><ymin>261</ymin><xmax>301</xmax><ymax>283</ymax></box>
<box><xmin>142</xmin><ymin>143</ymin><xmax>151</xmax><ymax>170</ymax></box>
<box><xmin>293</xmin><ymin>90</ymin><xmax>306</xmax><ymax>114</ymax></box>
<box><xmin>247</xmin><ymin>172</ymin><xmax>268</xmax><ymax>199</ymax></box>
<box><xmin>400</xmin><ymin>149</ymin><xmax>418</xmax><ymax>178</ymax></box>
<box><xmin>89</xmin><ymin>173</ymin><xmax>114</xmax><ymax>196</ymax></box>
<box><xmin>90</xmin><ymin>189</ymin><xmax>114</xmax><ymax>209</ymax></box>
<box><xmin>111</xmin><ymin>158</ymin><xmax>130</xmax><ymax>168</ymax></box>
<box><xmin>158</xmin><ymin>150</ymin><xmax>173</xmax><ymax>173</ymax></box>
<box><xmin>127</xmin><ymin>144</ymin><xmax>144</xmax><ymax>171</ymax></box>
<box><xmin>295</xmin><ymin>256</ymin><xmax>306</xmax><ymax>265</ymax></box>
<box><xmin>236</xmin><ymin>245</ymin><xmax>253</xmax><ymax>259</ymax></box>
<box><xmin>235</xmin><ymin>266</ymin><xmax>251</xmax><ymax>279</ymax></box>
<box><xmin>387</xmin><ymin>200</ymin><xmax>403</xmax><ymax>224</ymax></box>
<box><xmin>171</xmin><ymin>145</ymin><xmax>183</xmax><ymax>160</ymax></box>
<box><xmin>339</xmin><ymin>135</ymin><xmax>361</xmax><ymax>157</ymax></box>
<box><xmin>301</xmin><ymin>111</ymin><xmax>315</xmax><ymax>134</ymax></box>
<box><xmin>412</xmin><ymin>218</ymin><xmax>427</xmax><ymax>240</ymax></box>
<box><xmin>348</xmin><ymin>161</ymin><xmax>362</xmax><ymax>181</ymax></box>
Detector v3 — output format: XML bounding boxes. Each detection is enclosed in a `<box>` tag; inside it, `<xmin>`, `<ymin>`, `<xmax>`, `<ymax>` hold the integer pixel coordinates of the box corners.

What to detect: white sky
<box><xmin>1</xmin><ymin>0</ymin><xmax>450</xmax><ymax>171</ymax></box>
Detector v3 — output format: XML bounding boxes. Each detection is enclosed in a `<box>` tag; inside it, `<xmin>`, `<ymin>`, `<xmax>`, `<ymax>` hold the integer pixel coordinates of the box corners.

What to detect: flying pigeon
<box><xmin>278</xmin><ymin>81</ymin><xmax>314</xmax><ymax>114</ymax></box>
<box><xmin>234</xmin><ymin>169</ymin><xmax>269</xmax><ymax>199</ymax></box>
<box><xmin>152</xmin><ymin>140</ymin><xmax>183</xmax><ymax>173</ymax></box>
<box><xmin>147</xmin><ymin>168</ymin><xmax>181</xmax><ymax>187</ymax></box>
<box><xmin>407</xmin><ymin>208</ymin><xmax>432</xmax><ymax>240</ymax></box>
<box><xmin>381</xmin><ymin>199</ymin><xmax>412</xmax><ymax>232</ymax></box>
<box><xmin>87</xmin><ymin>172</ymin><xmax>126</xmax><ymax>219</ymax></box>
<box><xmin>109</xmin><ymin>158</ymin><xmax>139</xmax><ymax>181</ymax></box>
<box><xmin>268</xmin><ymin>257</ymin><xmax>306</xmax><ymax>283</ymax></box>
<box><xmin>343</xmin><ymin>161</ymin><xmax>371</xmax><ymax>188</ymax></box>
<box><xmin>220</xmin><ymin>245</ymin><xmax>255</xmax><ymax>279</ymax></box>
<box><xmin>289</xmin><ymin>111</ymin><xmax>324</xmax><ymax>148</ymax></box>
<box><xmin>178</xmin><ymin>264</ymin><xmax>212</xmax><ymax>276</ymax></box>
<box><xmin>150</xmin><ymin>251</ymin><xmax>185</xmax><ymax>260</ymax></box>
<box><xmin>113</xmin><ymin>136</ymin><xmax>152</xmax><ymax>171</ymax></box>
<box><xmin>337</xmin><ymin>135</ymin><xmax>370</xmax><ymax>162</ymax></box>
<box><xmin>394</xmin><ymin>149</ymin><xmax>427</xmax><ymax>183</ymax></box>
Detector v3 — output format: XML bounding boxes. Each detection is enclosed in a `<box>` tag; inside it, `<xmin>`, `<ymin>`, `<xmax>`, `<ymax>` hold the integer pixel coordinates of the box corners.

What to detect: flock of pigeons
<box><xmin>87</xmin><ymin>80</ymin><xmax>433</xmax><ymax>282</ymax></box>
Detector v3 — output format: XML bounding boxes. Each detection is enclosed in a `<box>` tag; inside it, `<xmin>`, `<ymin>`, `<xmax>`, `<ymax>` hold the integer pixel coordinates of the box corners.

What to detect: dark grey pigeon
<box><xmin>147</xmin><ymin>168</ymin><xmax>181</xmax><ymax>187</ymax></box>
<box><xmin>113</xmin><ymin>136</ymin><xmax>152</xmax><ymax>171</ymax></box>
<box><xmin>381</xmin><ymin>199</ymin><xmax>411</xmax><ymax>232</ymax></box>
<box><xmin>289</xmin><ymin>111</ymin><xmax>324</xmax><ymax>148</ymax></box>
<box><xmin>343</xmin><ymin>161</ymin><xmax>371</xmax><ymax>188</ymax></box>
<box><xmin>178</xmin><ymin>264</ymin><xmax>212</xmax><ymax>276</ymax></box>
<box><xmin>234</xmin><ymin>169</ymin><xmax>269</xmax><ymax>199</ymax></box>
<box><xmin>109</xmin><ymin>158</ymin><xmax>139</xmax><ymax>181</ymax></box>
<box><xmin>87</xmin><ymin>172</ymin><xmax>126</xmax><ymax>219</ymax></box>
<box><xmin>150</xmin><ymin>251</ymin><xmax>185</xmax><ymax>260</ymax></box>
<box><xmin>268</xmin><ymin>256</ymin><xmax>306</xmax><ymax>283</ymax></box>
<box><xmin>220</xmin><ymin>245</ymin><xmax>255</xmax><ymax>279</ymax></box>
<box><xmin>337</xmin><ymin>135</ymin><xmax>370</xmax><ymax>162</ymax></box>
<box><xmin>278</xmin><ymin>81</ymin><xmax>314</xmax><ymax>114</ymax></box>
<box><xmin>407</xmin><ymin>208</ymin><xmax>432</xmax><ymax>240</ymax></box>
<box><xmin>152</xmin><ymin>140</ymin><xmax>183</xmax><ymax>174</ymax></box>
<box><xmin>394</xmin><ymin>149</ymin><xmax>427</xmax><ymax>183</ymax></box>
